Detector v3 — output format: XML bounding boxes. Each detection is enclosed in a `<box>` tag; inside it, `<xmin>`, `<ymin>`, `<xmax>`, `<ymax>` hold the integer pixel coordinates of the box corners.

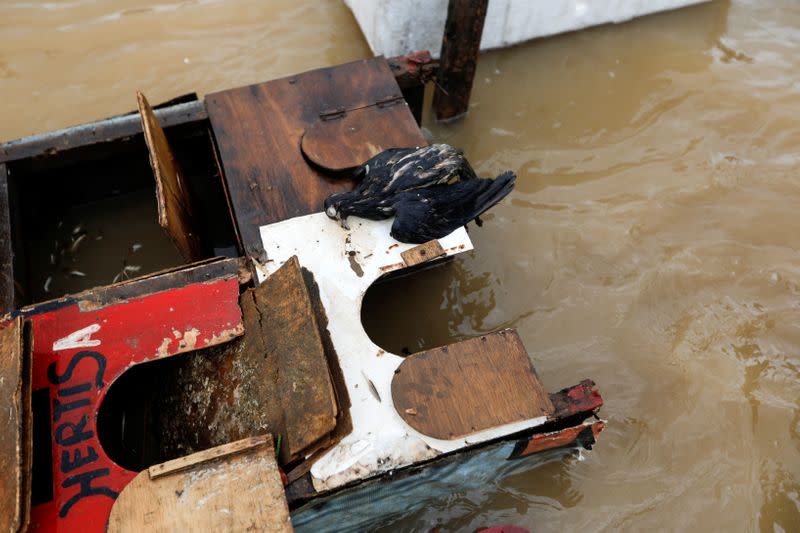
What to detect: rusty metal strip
<box><xmin>0</xmin><ymin>101</ymin><xmax>207</xmax><ymax>164</ymax></box>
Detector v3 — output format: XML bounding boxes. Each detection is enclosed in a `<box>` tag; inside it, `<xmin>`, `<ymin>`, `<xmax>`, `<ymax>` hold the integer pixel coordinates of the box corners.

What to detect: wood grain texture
<box><xmin>0</xmin><ymin>317</ymin><xmax>30</xmax><ymax>533</ymax></box>
<box><xmin>392</xmin><ymin>329</ymin><xmax>554</xmax><ymax>440</ymax></box>
<box><xmin>149</xmin><ymin>435</ymin><xmax>269</xmax><ymax>480</ymax></box>
<box><xmin>154</xmin><ymin>256</ymin><xmax>340</xmax><ymax>465</ymax></box>
<box><xmin>137</xmin><ymin>92</ymin><xmax>203</xmax><ymax>262</ymax></box>
<box><xmin>0</xmin><ymin>164</ymin><xmax>14</xmax><ymax>314</ymax></box>
<box><xmin>401</xmin><ymin>239</ymin><xmax>445</xmax><ymax>267</ymax></box>
<box><xmin>433</xmin><ymin>0</ymin><xmax>489</xmax><ymax>121</ymax></box>
<box><xmin>206</xmin><ymin>57</ymin><xmax>426</xmax><ymax>260</ymax></box>
<box><xmin>108</xmin><ymin>435</ymin><xmax>292</xmax><ymax>533</ymax></box>
<box><xmin>300</xmin><ymin>101</ymin><xmax>424</xmax><ymax>172</ymax></box>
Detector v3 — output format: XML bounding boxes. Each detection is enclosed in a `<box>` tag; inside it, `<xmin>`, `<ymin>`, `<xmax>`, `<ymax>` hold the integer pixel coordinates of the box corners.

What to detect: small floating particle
<box><xmin>70</xmin><ymin>233</ymin><xmax>86</xmax><ymax>253</ymax></box>
<box><xmin>124</xmin><ymin>265</ymin><xmax>141</xmax><ymax>273</ymax></box>
<box><xmin>43</xmin><ymin>276</ymin><xmax>52</xmax><ymax>293</ymax></box>
<box><xmin>131</xmin><ymin>243</ymin><xmax>142</xmax><ymax>252</ymax></box>
<box><xmin>95</xmin><ymin>235</ymin><xmax>103</xmax><ymax>241</ymax></box>
<box><xmin>69</xmin><ymin>270</ymin><xmax>86</xmax><ymax>277</ymax></box>
<box><xmin>49</xmin><ymin>254</ymin><xmax>55</xmax><ymax>265</ymax></box>
<box><xmin>72</xmin><ymin>225</ymin><xmax>82</xmax><ymax>235</ymax></box>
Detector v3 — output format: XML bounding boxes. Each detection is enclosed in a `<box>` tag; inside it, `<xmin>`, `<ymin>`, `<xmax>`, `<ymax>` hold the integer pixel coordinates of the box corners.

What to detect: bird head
<box><xmin>323</xmin><ymin>194</ymin><xmax>350</xmax><ymax>230</ymax></box>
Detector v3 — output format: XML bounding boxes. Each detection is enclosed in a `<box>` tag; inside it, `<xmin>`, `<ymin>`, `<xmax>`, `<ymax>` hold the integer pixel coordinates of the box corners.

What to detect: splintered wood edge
<box><xmin>401</xmin><ymin>240</ymin><xmax>446</xmax><ymax>267</ymax></box>
<box><xmin>148</xmin><ymin>435</ymin><xmax>272</xmax><ymax>480</ymax></box>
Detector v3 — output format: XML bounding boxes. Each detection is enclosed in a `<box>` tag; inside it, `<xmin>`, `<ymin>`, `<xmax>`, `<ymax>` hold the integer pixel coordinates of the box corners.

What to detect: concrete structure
<box><xmin>345</xmin><ymin>0</ymin><xmax>709</xmax><ymax>58</ymax></box>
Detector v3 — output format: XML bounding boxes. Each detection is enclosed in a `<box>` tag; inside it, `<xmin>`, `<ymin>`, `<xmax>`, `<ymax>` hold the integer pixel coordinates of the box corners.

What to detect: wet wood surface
<box><xmin>156</xmin><ymin>256</ymin><xmax>340</xmax><ymax>464</ymax></box>
<box><xmin>300</xmin><ymin>101</ymin><xmax>424</xmax><ymax>172</ymax></box>
<box><xmin>401</xmin><ymin>239</ymin><xmax>446</xmax><ymax>267</ymax></box>
<box><xmin>392</xmin><ymin>329</ymin><xmax>554</xmax><ymax>440</ymax></box>
<box><xmin>138</xmin><ymin>92</ymin><xmax>203</xmax><ymax>262</ymax></box>
<box><xmin>433</xmin><ymin>0</ymin><xmax>489</xmax><ymax>121</ymax></box>
<box><xmin>0</xmin><ymin>317</ymin><xmax>31</xmax><ymax>533</ymax></box>
<box><xmin>0</xmin><ymin>164</ymin><xmax>14</xmax><ymax>313</ymax></box>
<box><xmin>206</xmin><ymin>57</ymin><xmax>426</xmax><ymax>260</ymax></box>
<box><xmin>108</xmin><ymin>435</ymin><xmax>291</xmax><ymax>533</ymax></box>
<box><xmin>16</xmin><ymin>257</ymin><xmax>240</xmax><ymax>317</ymax></box>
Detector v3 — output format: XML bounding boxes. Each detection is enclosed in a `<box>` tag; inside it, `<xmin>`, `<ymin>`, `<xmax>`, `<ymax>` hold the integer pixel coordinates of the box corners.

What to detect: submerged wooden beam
<box><xmin>433</xmin><ymin>0</ymin><xmax>489</xmax><ymax>122</ymax></box>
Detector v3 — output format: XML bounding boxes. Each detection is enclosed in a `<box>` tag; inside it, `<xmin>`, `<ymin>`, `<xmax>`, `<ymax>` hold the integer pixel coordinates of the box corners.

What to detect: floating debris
<box><xmin>132</xmin><ymin>243</ymin><xmax>143</xmax><ymax>252</ymax></box>
<box><xmin>72</xmin><ymin>224</ymin><xmax>83</xmax><ymax>235</ymax></box>
<box><xmin>124</xmin><ymin>265</ymin><xmax>142</xmax><ymax>274</ymax></box>
<box><xmin>68</xmin><ymin>270</ymin><xmax>86</xmax><ymax>277</ymax></box>
<box><xmin>69</xmin><ymin>233</ymin><xmax>86</xmax><ymax>253</ymax></box>
<box><xmin>43</xmin><ymin>276</ymin><xmax>52</xmax><ymax>293</ymax></box>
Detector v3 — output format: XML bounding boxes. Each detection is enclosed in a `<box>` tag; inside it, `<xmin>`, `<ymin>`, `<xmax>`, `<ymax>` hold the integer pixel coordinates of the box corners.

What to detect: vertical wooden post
<box><xmin>0</xmin><ymin>164</ymin><xmax>15</xmax><ymax>313</ymax></box>
<box><xmin>433</xmin><ymin>0</ymin><xmax>489</xmax><ymax>122</ymax></box>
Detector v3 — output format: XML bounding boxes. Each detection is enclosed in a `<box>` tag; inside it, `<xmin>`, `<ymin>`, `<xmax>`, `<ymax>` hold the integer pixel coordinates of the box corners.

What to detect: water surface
<box><xmin>2</xmin><ymin>1</ymin><xmax>798</xmax><ymax>531</ymax></box>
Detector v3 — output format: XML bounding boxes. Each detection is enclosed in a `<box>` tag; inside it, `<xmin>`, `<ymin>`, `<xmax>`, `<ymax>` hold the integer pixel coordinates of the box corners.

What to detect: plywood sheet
<box><xmin>0</xmin><ymin>317</ymin><xmax>31</xmax><ymax>533</ymax></box>
<box><xmin>108</xmin><ymin>435</ymin><xmax>292</xmax><ymax>533</ymax></box>
<box><xmin>391</xmin><ymin>329</ymin><xmax>554</xmax><ymax>440</ymax></box>
<box><xmin>137</xmin><ymin>92</ymin><xmax>203</xmax><ymax>262</ymax></box>
<box><xmin>206</xmin><ymin>57</ymin><xmax>426</xmax><ymax>260</ymax></box>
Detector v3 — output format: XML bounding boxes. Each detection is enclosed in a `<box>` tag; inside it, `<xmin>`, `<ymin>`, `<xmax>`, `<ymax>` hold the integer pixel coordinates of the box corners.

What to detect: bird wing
<box><xmin>388</xmin><ymin>171</ymin><xmax>516</xmax><ymax>244</ymax></box>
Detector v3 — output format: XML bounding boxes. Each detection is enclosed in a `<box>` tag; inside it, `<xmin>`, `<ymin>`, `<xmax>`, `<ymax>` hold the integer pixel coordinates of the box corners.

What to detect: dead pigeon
<box><xmin>323</xmin><ymin>144</ymin><xmax>515</xmax><ymax>243</ymax></box>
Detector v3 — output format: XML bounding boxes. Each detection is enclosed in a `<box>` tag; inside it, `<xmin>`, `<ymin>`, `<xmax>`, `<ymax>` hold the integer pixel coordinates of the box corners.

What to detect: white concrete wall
<box><xmin>345</xmin><ymin>0</ymin><xmax>709</xmax><ymax>58</ymax></box>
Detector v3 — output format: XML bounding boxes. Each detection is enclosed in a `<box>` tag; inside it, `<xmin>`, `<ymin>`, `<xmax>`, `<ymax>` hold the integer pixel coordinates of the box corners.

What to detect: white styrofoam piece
<box><xmin>345</xmin><ymin>0</ymin><xmax>709</xmax><ymax>58</ymax></box>
<box><xmin>257</xmin><ymin>213</ymin><xmax>547</xmax><ymax>491</ymax></box>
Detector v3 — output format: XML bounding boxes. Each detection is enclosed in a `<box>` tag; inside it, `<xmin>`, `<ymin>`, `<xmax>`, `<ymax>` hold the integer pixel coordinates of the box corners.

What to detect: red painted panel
<box><xmin>24</xmin><ymin>278</ymin><xmax>242</xmax><ymax>532</ymax></box>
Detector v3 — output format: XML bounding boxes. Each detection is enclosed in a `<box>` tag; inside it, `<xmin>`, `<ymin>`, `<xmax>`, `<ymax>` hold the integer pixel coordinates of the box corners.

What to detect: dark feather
<box><xmin>323</xmin><ymin>144</ymin><xmax>515</xmax><ymax>243</ymax></box>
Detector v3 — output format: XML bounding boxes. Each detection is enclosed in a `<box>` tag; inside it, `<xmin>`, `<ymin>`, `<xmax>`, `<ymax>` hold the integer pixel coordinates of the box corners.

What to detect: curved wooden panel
<box><xmin>391</xmin><ymin>329</ymin><xmax>554</xmax><ymax>440</ymax></box>
<box><xmin>301</xmin><ymin>103</ymin><xmax>424</xmax><ymax>172</ymax></box>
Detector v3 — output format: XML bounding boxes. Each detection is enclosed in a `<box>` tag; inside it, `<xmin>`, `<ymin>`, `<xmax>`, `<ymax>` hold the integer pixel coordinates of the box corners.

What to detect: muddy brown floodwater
<box><xmin>2</xmin><ymin>0</ymin><xmax>799</xmax><ymax>531</ymax></box>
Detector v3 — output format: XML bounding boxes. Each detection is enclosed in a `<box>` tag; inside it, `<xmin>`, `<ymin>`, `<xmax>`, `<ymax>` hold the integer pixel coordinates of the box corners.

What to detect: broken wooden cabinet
<box><xmin>0</xmin><ymin>96</ymin><xmax>238</xmax><ymax>312</ymax></box>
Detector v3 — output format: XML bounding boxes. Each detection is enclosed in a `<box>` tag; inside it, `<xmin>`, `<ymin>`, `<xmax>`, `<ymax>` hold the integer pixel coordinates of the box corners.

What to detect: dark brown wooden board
<box><xmin>206</xmin><ymin>57</ymin><xmax>427</xmax><ymax>260</ymax></box>
<box><xmin>391</xmin><ymin>329</ymin><xmax>555</xmax><ymax>440</ymax></box>
<box><xmin>137</xmin><ymin>92</ymin><xmax>203</xmax><ymax>262</ymax></box>
<box><xmin>155</xmin><ymin>256</ymin><xmax>340</xmax><ymax>464</ymax></box>
<box><xmin>0</xmin><ymin>164</ymin><xmax>14</xmax><ymax>314</ymax></box>
<box><xmin>0</xmin><ymin>317</ymin><xmax>31</xmax><ymax>533</ymax></box>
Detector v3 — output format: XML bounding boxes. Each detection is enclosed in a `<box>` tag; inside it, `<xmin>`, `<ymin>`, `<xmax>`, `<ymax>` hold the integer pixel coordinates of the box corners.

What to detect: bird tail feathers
<box><xmin>468</xmin><ymin>171</ymin><xmax>516</xmax><ymax>221</ymax></box>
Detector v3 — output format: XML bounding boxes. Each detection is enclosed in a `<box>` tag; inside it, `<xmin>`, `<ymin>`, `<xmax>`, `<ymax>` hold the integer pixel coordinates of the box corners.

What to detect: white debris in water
<box><xmin>184</xmin><ymin>57</ymin><xmax>190</xmax><ymax>64</ymax></box>
<box><xmin>770</xmin><ymin>272</ymin><xmax>779</xmax><ymax>285</ymax></box>
<box><xmin>43</xmin><ymin>276</ymin><xmax>52</xmax><ymax>293</ymax></box>
<box><xmin>132</xmin><ymin>243</ymin><xmax>143</xmax><ymax>252</ymax></box>
<box><xmin>72</xmin><ymin>224</ymin><xmax>82</xmax><ymax>235</ymax></box>
<box><xmin>124</xmin><ymin>265</ymin><xmax>141</xmax><ymax>274</ymax></box>
<box><xmin>69</xmin><ymin>270</ymin><xmax>86</xmax><ymax>277</ymax></box>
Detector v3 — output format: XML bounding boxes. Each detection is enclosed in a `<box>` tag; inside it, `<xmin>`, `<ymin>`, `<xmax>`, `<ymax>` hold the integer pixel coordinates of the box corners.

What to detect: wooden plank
<box><xmin>17</xmin><ymin>256</ymin><xmax>240</xmax><ymax>317</ymax></box>
<box><xmin>206</xmin><ymin>57</ymin><xmax>426</xmax><ymax>260</ymax></box>
<box><xmin>391</xmin><ymin>329</ymin><xmax>554</xmax><ymax>440</ymax></box>
<box><xmin>0</xmin><ymin>164</ymin><xmax>14</xmax><ymax>313</ymax></box>
<box><xmin>108</xmin><ymin>435</ymin><xmax>291</xmax><ymax>533</ymax></box>
<box><xmin>433</xmin><ymin>0</ymin><xmax>489</xmax><ymax>122</ymax></box>
<box><xmin>154</xmin><ymin>256</ymin><xmax>340</xmax><ymax>464</ymax></box>
<box><xmin>149</xmin><ymin>435</ymin><xmax>269</xmax><ymax>480</ymax></box>
<box><xmin>0</xmin><ymin>317</ymin><xmax>31</xmax><ymax>533</ymax></box>
<box><xmin>0</xmin><ymin>101</ymin><xmax>206</xmax><ymax>165</ymax></box>
<box><xmin>137</xmin><ymin>92</ymin><xmax>203</xmax><ymax>262</ymax></box>
<box><xmin>401</xmin><ymin>239</ymin><xmax>445</xmax><ymax>267</ymax></box>
<box><xmin>300</xmin><ymin>101</ymin><xmax>424</xmax><ymax>172</ymax></box>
